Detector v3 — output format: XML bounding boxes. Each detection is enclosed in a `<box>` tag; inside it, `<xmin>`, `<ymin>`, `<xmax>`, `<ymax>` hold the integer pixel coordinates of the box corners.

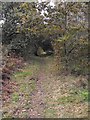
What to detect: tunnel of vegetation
<box><xmin>1</xmin><ymin>2</ymin><xmax>89</xmax><ymax>118</ymax></box>
<box><xmin>1</xmin><ymin>2</ymin><xmax>88</xmax><ymax>75</ymax></box>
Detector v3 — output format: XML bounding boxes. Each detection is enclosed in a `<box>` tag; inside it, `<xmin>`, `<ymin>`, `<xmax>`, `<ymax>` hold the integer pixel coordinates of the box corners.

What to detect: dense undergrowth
<box><xmin>1</xmin><ymin>53</ymin><xmax>26</xmax><ymax>103</ymax></box>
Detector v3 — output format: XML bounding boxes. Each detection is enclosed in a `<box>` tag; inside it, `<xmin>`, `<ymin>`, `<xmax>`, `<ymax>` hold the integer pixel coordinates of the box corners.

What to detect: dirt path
<box><xmin>2</xmin><ymin>56</ymin><xmax>88</xmax><ymax>118</ymax></box>
<box><xmin>28</xmin><ymin>57</ymin><xmax>48</xmax><ymax>118</ymax></box>
<box><xmin>28</xmin><ymin>57</ymin><xmax>88</xmax><ymax>118</ymax></box>
<box><xmin>29</xmin><ymin>71</ymin><xmax>46</xmax><ymax>118</ymax></box>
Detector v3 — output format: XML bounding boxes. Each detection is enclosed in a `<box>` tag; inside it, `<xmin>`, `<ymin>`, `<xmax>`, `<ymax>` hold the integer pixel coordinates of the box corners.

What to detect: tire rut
<box><xmin>29</xmin><ymin>68</ymin><xmax>46</xmax><ymax>118</ymax></box>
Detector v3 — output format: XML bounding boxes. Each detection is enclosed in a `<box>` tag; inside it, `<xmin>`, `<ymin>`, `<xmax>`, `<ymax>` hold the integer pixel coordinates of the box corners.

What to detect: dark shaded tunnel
<box><xmin>34</xmin><ymin>40</ymin><xmax>54</xmax><ymax>56</ymax></box>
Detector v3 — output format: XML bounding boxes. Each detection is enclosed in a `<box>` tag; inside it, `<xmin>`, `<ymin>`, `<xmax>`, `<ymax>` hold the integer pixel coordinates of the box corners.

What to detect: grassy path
<box><xmin>3</xmin><ymin>56</ymin><xmax>88</xmax><ymax>118</ymax></box>
<box><xmin>29</xmin><ymin>71</ymin><xmax>46</xmax><ymax>118</ymax></box>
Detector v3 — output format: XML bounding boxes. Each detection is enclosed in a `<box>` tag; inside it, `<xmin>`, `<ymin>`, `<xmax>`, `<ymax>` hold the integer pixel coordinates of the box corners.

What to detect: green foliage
<box><xmin>2</xmin><ymin>2</ymin><xmax>88</xmax><ymax>75</ymax></box>
<box><xmin>14</xmin><ymin>70</ymin><xmax>32</xmax><ymax>78</ymax></box>
<box><xmin>80</xmin><ymin>90</ymin><xmax>88</xmax><ymax>101</ymax></box>
<box><xmin>44</xmin><ymin>108</ymin><xmax>57</xmax><ymax>118</ymax></box>
<box><xmin>53</xmin><ymin>3</ymin><xmax>88</xmax><ymax>75</ymax></box>
<box><xmin>57</xmin><ymin>90</ymin><xmax>88</xmax><ymax>104</ymax></box>
<box><xmin>2</xmin><ymin>2</ymin><xmax>64</xmax><ymax>51</ymax></box>
<box><xmin>12</xmin><ymin>92</ymin><xmax>19</xmax><ymax>102</ymax></box>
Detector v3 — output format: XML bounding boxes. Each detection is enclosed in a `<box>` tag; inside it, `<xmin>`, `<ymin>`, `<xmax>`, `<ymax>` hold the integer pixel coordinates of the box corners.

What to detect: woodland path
<box><xmin>3</xmin><ymin>56</ymin><xmax>88</xmax><ymax>118</ymax></box>
<box><xmin>28</xmin><ymin>59</ymin><xmax>47</xmax><ymax>118</ymax></box>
